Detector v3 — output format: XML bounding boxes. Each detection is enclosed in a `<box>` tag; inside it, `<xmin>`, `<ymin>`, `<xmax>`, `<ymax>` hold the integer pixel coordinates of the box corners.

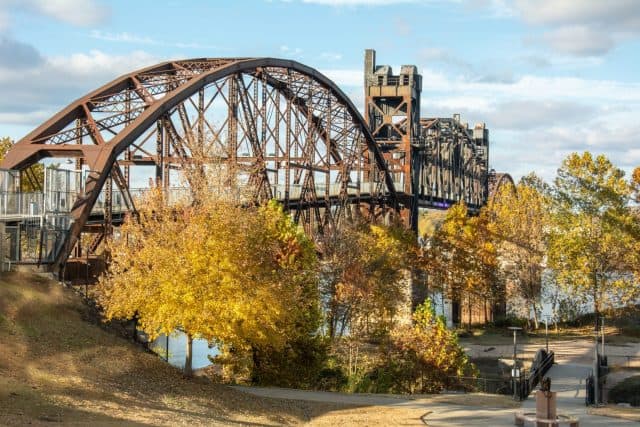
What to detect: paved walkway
<box><xmin>463</xmin><ymin>340</ymin><xmax>640</xmax><ymax>366</ymax></box>
<box><xmin>234</xmin><ymin>368</ymin><xmax>637</xmax><ymax>426</ymax></box>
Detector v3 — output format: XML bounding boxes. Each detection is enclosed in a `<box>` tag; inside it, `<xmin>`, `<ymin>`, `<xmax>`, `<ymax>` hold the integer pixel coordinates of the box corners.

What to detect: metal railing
<box><xmin>514</xmin><ymin>349</ymin><xmax>555</xmax><ymax>401</ymax></box>
<box><xmin>0</xmin><ymin>192</ymin><xmax>45</xmax><ymax>218</ymax></box>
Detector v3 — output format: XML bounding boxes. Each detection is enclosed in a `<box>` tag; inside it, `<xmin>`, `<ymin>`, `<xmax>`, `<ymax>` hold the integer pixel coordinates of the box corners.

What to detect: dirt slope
<box><xmin>0</xmin><ymin>272</ymin><xmax>348</xmax><ymax>426</ymax></box>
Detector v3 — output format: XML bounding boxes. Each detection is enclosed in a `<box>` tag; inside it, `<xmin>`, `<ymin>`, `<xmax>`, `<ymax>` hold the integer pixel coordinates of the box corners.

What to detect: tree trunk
<box><xmin>532</xmin><ymin>301</ymin><xmax>539</xmax><ymax>329</ymax></box>
<box><xmin>484</xmin><ymin>300</ymin><xmax>488</xmax><ymax>324</ymax></box>
<box><xmin>467</xmin><ymin>296</ymin><xmax>472</xmax><ymax>328</ymax></box>
<box><xmin>593</xmin><ymin>271</ymin><xmax>600</xmax><ymax>317</ymax></box>
<box><xmin>184</xmin><ymin>333</ymin><xmax>193</xmax><ymax>377</ymax></box>
<box><xmin>328</xmin><ymin>309</ymin><xmax>336</xmax><ymax>339</ymax></box>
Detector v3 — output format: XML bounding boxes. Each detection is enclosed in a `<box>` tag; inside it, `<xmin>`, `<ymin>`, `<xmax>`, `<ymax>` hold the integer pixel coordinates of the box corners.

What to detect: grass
<box><xmin>0</xmin><ymin>272</ymin><xmax>345</xmax><ymax>425</ymax></box>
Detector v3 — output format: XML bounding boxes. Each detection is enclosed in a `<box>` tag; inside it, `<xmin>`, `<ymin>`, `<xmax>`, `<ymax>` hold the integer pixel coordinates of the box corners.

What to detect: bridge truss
<box><xmin>0</xmin><ymin>58</ymin><xmax>399</xmax><ymax>270</ymax></box>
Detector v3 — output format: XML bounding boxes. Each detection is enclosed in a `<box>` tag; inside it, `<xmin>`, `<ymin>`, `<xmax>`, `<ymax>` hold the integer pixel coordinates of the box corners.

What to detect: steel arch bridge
<box><xmin>1</xmin><ymin>58</ymin><xmax>401</xmax><ymax>269</ymax></box>
<box><xmin>0</xmin><ymin>55</ymin><xmax>514</xmax><ymax>275</ymax></box>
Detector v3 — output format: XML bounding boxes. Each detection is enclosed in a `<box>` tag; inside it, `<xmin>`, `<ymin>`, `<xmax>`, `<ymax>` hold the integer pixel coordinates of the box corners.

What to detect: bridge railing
<box><xmin>123</xmin><ymin>180</ymin><xmax>398</xmax><ymax>210</ymax></box>
<box><xmin>513</xmin><ymin>349</ymin><xmax>555</xmax><ymax>401</ymax></box>
<box><xmin>0</xmin><ymin>167</ymin><xmax>401</xmax><ymax>221</ymax></box>
<box><xmin>0</xmin><ymin>192</ymin><xmax>45</xmax><ymax>218</ymax></box>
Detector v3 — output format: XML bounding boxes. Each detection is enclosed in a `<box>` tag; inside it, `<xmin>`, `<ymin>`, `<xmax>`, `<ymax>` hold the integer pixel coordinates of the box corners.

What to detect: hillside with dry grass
<box><xmin>0</xmin><ymin>272</ymin><xmax>356</xmax><ymax>426</ymax></box>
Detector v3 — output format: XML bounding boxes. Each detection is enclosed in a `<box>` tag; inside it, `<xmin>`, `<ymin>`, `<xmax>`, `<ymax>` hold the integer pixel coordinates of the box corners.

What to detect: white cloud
<box><xmin>513</xmin><ymin>0</ymin><xmax>640</xmax><ymax>56</ymax></box>
<box><xmin>89</xmin><ymin>30</ymin><xmax>225</xmax><ymax>50</ymax></box>
<box><xmin>279</xmin><ymin>45</ymin><xmax>303</xmax><ymax>57</ymax></box>
<box><xmin>0</xmin><ymin>9</ymin><xmax>8</xmax><ymax>31</ymax></box>
<box><xmin>394</xmin><ymin>16</ymin><xmax>412</xmax><ymax>36</ymax></box>
<box><xmin>319</xmin><ymin>51</ymin><xmax>342</xmax><ymax>61</ymax></box>
<box><xmin>89</xmin><ymin>30</ymin><xmax>155</xmax><ymax>45</ymax></box>
<box><xmin>0</xmin><ymin>110</ymin><xmax>50</xmax><ymax>125</ymax></box>
<box><xmin>541</xmin><ymin>26</ymin><xmax>614</xmax><ymax>56</ymax></box>
<box><xmin>419</xmin><ymin>47</ymin><xmax>472</xmax><ymax>71</ymax></box>
<box><xmin>0</xmin><ymin>46</ymin><xmax>159</xmax><ymax>124</ymax></box>
<box><xmin>1</xmin><ymin>0</ymin><xmax>109</xmax><ymax>28</ymax></box>
<box><xmin>514</xmin><ymin>0</ymin><xmax>640</xmax><ymax>28</ymax></box>
<box><xmin>27</xmin><ymin>0</ymin><xmax>108</xmax><ymax>26</ymax></box>
<box><xmin>46</xmin><ymin>49</ymin><xmax>158</xmax><ymax>77</ymax></box>
<box><xmin>320</xmin><ymin>69</ymin><xmax>362</xmax><ymax>86</ymax></box>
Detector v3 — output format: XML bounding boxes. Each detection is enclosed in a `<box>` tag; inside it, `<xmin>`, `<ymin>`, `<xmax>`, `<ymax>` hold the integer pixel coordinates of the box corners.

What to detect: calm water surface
<box><xmin>150</xmin><ymin>331</ymin><xmax>219</xmax><ymax>370</ymax></box>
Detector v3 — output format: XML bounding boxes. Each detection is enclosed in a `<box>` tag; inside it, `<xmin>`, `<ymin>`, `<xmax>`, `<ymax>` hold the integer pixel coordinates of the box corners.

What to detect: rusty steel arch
<box><xmin>1</xmin><ymin>58</ymin><xmax>399</xmax><ymax>268</ymax></box>
<box><xmin>488</xmin><ymin>171</ymin><xmax>515</xmax><ymax>200</ymax></box>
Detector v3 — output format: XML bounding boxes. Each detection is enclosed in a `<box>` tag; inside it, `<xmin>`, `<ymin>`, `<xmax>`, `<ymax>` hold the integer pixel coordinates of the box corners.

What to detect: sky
<box><xmin>0</xmin><ymin>0</ymin><xmax>639</xmax><ymax>182</ymax></box>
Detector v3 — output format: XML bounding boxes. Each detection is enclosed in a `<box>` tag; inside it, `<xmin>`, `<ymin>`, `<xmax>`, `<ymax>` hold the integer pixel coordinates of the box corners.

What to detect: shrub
<box><xmin>249</xmin><ymin>335</ymin><xmax>329</xmax><ymax>389</ymax></box>
<box><xmin>620</xmin><ymin>325</ymin><xmax>640</xmax><ymax>338</ymax></box>
<box><xmin>492</xmin><ymin>316</ymin><xmax>528</xmax><ymax>329</ymax></box>
<box><xmin>608</xmin><ymin>375</ymin><xmax>640</xmax><ymax>406</ymax></box>
<box><xmin>214</xmin><ymin>335</ymin><xmax>330</xmax><ymax>389</ymax></box>
<box><xmin>372</xmin><ymin>299</ymin><xmax>478</xmax><ymax>394</ymax></box>
<box><xmin>316</xmin><ymin>365</ymin><xmax>348</xmax><ymax>391</ymax></box>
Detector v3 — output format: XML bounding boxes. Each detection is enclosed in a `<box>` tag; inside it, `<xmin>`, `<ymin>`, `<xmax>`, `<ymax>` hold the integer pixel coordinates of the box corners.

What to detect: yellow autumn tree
<box><xmin>318</xmin><ymin>221</ymin><xmax>418</xmax><ymax>340</ymax></box>
<box><xmin>548</xmin><ymin>152</ymin><xmax>640</xmax><ymax>316</ymax></box>
<box><xmin>486</xmin><ymin>174</ymin><xmax>551</xmax><ymax>328</ymax></box>
<box><xmin>97</xmin><ymin>188</ymin><xmax>318</xmax><ymax>376</ymax></box>
<box><xmin>375</xmin><ymin>298</ymin><xmax>477</xmax><ymax>394</ymax></box>
<box><xmin>423</xmin><ymin>202</ymin><xmax>500</xmax><ymax>327</ymax></box>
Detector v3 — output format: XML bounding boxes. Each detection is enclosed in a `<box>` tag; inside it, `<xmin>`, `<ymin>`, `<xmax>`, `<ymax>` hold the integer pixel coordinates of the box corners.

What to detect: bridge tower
<box><xmin>364</xmin><ymin>49</ymin><xmax>421</xmax><ymax>228</ymax></box>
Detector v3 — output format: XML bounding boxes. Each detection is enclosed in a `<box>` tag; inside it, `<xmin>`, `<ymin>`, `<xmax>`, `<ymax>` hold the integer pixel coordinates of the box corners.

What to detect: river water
<box><xmin>149</xmin><ymin>331</ymin><xmax>219</xmax><ymax>370</ymax></box>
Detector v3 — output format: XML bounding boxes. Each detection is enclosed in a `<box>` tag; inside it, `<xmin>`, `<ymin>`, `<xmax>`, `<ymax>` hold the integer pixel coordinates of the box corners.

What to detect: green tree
<box><xmin>0</xmin><ymin>137</ymin><xmax>45</xmax><ymax>192</ymax></box>
<box><xmin>549</xmin><ymin>152</ymin><xmax>640</xmax><ymax>316</ymax></box>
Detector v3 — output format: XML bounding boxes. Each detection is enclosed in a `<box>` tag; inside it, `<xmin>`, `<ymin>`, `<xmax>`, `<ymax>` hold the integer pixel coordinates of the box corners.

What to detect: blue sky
<box><xmin>0</xmin><ymin>0</ymin><xmax>639</xmax><ymax>181</ymax></box>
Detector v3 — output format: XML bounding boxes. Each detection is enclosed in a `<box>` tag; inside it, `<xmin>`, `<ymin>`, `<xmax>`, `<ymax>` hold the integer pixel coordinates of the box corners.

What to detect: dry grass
<box><xmin>588</xmin><ymin>405</ymin><xmax>640</xmax><ymax>422</ymax></box>
<box><xmin>0</xmin><ymin>272</ymin><xmax>346</xmax><ymax>426</ymax></box>
<box><xmin>408</xmin><ymin>393</ymin><xmax>518</xmax><ymax>408</ymax></box>
<box><xmin>307</xmin><ymin>406</ymin><xmax>430</xmax><ymax>426</ymax></box>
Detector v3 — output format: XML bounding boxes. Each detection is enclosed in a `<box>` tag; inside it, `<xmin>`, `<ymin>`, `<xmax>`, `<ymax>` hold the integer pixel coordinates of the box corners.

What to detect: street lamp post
<box><xmin>508</xmin><ymin>326</ymin><xmax>523</xmax><ymax>400</ymax></box>
<box><xmin>545</xmin><ymin>317</ymin><xmax>549</xmax><ymax>354</ymax></box>
<box><xmin>600</xmin><ymin>316</ymin><xmax>605</xmax><ymax>357</ymax></box>
<box><xmin>593</xmin><ymin>316</ymin><xmax>600</xmax><ymax>406</ymax></box>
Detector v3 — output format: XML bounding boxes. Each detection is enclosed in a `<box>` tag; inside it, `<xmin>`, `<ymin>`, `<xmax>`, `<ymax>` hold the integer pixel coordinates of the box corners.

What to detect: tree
<box><xmin>317</xmin><ymin>221</ymin><xmax>417</xmax><ymax>340</ymax></box>
<box><xmin>423</xmin><ymin>203</ymin><xmax>500</xmax><ymax>327</ymax></box>
<box><xmin>548</xmin><ymin>152</ymin><xmax>640</xmax><ymax>317</ymax></box>
<box><xmin>374</xmin><ymin>298</ymin><xmax>477</xmax><ymax>394</ymax></box>
<box><xmin>0</xmin><ymin>137</ymin><xmax>45</xmax><ymax>192</ymax></box>
<box><xmin>487</xmin><ymin>174</ymin><xmax>550</xmax><ymax>329</ymax></box>
<box><xmin>97</xmin><ymin>189</ymin><xmax>319</xmax><ymax>376</ymax></box>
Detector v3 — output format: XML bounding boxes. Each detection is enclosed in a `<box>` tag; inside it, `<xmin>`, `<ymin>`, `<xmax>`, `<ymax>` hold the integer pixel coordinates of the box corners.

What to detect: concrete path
<box><xmin>233</xmin><ymin>385</ymin><xmax>517</xmax><ymax>426</ymax></box>
<box><xmin>233</xmin><ymin>382</ymin><xmax>637</xmax><ymax>426</ymax></box>
<box><xmin>463</xmin><ymin>340</ymin><xmax>640</xmax><ymax>366</ymax></box>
